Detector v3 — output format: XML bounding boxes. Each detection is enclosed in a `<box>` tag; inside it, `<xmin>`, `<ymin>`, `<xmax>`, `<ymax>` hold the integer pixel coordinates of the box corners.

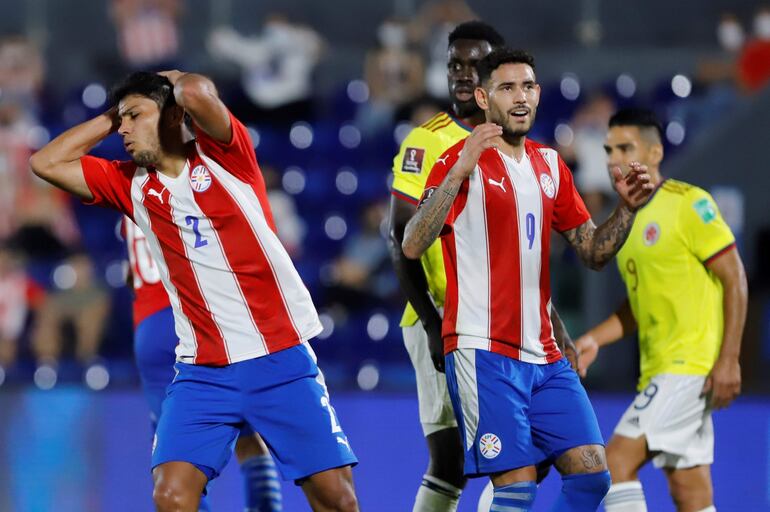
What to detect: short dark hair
<box><xmin>609</xmin><ymin>108</ymin><xmax>664</xmax><ymax>144</ymax></box>
<box><xmin>448</xmin><ymin>21</ymin><xmax>505</xmax><ymax>48</ymax></box>
<box><xmin>477</xmin><ymin>47</ymin><xmax>535</xmax><ymax>86</ymax></box>
<box><xmin>110</xmin><ymin>71</ymin><xmax>175</xmax><ymax>110</ymax></box>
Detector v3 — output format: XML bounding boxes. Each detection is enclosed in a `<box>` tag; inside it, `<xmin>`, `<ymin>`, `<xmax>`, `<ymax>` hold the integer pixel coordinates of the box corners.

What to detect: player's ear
<box><xmin>475</xmin><ymin>86</ymin><xmax>489</xmax><ymax>111</ymax></box>
<box><xmin>649</xmin><ymin>142</ymin><xmax>664</xmax><ymax>166</ymax></box>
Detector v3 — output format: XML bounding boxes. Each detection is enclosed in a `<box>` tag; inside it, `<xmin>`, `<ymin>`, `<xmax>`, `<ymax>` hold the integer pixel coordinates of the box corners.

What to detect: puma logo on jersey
<box><xmin>487</xmin><ymin>176</ymin><xmax>506</xmax><ymax>192</ymax></box>
<box><xmin>437</xmin><ymin>155</ymin><xmax>450</xmax><ymax>166</ymax></box>
<box><xmin>147</xmin><ymin>187</ymin><xmax>167</xmax><ymax>204</ymax></box>
<box><xmin>336</xmin><ymin>435</ymin><xmax>351</xmax><ymax>450</ymax></box>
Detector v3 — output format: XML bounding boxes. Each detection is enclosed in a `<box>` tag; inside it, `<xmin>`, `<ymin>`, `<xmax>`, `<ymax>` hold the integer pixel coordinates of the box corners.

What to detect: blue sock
<box><xmin>551</xmin><ymin>471</ymin><xmax>611</xmax><ymax>512</ymax></box>
<box><xmin>241</xmin><ymin>454</ymin><xmax>282</xmax><ymax>511</ymax></box>
<box><xmin>492</xmin><ymin>480</ymin><xmax>537</xmax><ymax>511</ymax></box>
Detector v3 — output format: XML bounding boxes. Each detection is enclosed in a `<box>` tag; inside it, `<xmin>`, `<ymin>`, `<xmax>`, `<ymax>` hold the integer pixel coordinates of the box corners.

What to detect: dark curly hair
<box><xmin>609</xmin><ymin>108</ymin><xmax>664</xmax><ymax>144</ymax></box>
<box><xmin>477</xmin><ymin>47</ymin><xmax>536</xmax><ymax>86</ymax></box>
<box><xmin>110</xmin><ymin>71</ymin><xmax>176</xmax><ymax>110</ymax></box>
<box><xmin>448</xmin><ymin>20</ymin><xmax>505</xmax><ymax>48</ymax></box>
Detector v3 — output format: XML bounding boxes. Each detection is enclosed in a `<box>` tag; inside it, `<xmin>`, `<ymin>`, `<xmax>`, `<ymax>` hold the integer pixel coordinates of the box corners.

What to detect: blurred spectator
<box><xmin>561</xmin><ymin>91</ymin><xmax>616</xmax><ymax>218</ymax></box>
<box><xmin>262</xmin><ymin>164</ymin><xmax>305</xmax><ymax>257</ymax></box>
<box><xmin>738</xmin><ymin>5</ymin><xmax>770</xmax><ymax>92</ymax></box>
<box><xmin>0</xmin><ymin>242</ymin><xmax>44</xmax><ymax>368</ymax></box>
<box><xmin>30</xmin><ymin>251</ymin><xmax>110</xmax><ymax>367</ymax></box>
<box><xmin>358</xmin><ymin>18</ymin><xmax>424</xmax><ymax>136</ymax></box>
<box><xmin>110</xmin><ymin>0</ymin><xmax>181</xmax><ymax>71</ymax></box>
<box><xmin>696</xmin><ymin>13</ymin><xmax>744</xmax><ymax>86</ymax></box>
<box><xmin>208</xmin><ymin>13</ymin><xmax>323</xmax><ymax>124</ymax></box>
<box><xmin>326</xmin><ymin>201</ymin><xmax>394</xmax><ymax>311</ymax></box>
<box><xmin>409</xmin><ymin>0</ymin><xmax>476</xmax><ymax>99</ymax></box>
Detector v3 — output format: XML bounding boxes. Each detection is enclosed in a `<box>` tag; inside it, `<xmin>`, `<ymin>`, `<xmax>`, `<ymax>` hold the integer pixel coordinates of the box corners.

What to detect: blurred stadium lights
<box><xmin>554</xmin><ymin>123</ymin><xmax>574</xmax><ymax>146</ymax></box>
<box><xmin>26</xmin><ymin>125</ymin><xmax>50</xmax><ymax>150</ymax></box>
<box><xmin>560</xmin><ymin>73</ymin><xmax>581</xmax><ymax>101</ymax></box>
<box><xmin>393</xmin><ymin>122</ymin><xmax>413</xmax><ymax>145</ymax></box>
<box><xmin>247</xmin><ymin>126</ymin><xmax>261</xmax><ymax>148</ymax></box>
<box><xmin>317</xmin><ymin>313</ymin><xmax>335</xmax><ymax>339</ymax></box>
<box><xmin>33</xmin><ymin>364</ymin><xmax>58</xmax><ymax>390</ymax></box>
<box><xmin>666</xmin><ymin>120</ymin><xmax>686</xmax><ymax>145</ymax></box>
<box><xmin>52</xmin><ymin>263</ymin><xmax>77</xmax><ymax>290</ymax></box>
<box><xmin>356</xmin><ymin>362</ymin><xmax>380</xmax><ymax>391</ymax></box>
<box><xmin>346</xmin><ymin>80</ymin><xmax>369</xmax><ymax>104</ymax></box>
<box><xmin>366</xmin><ymin>313</ymin><xmax>389</xmax><ymax>341</ymax></box>
<box><xmin>671</xmin><ymin>74</ymin><xmax>692</xmax><ymax>98</ymax></box>
<box><xmin>84</xmin><ymin>363</ymin><xmax>110</xmax><ymax>391</ymax></box>
<box><xmin>615</xmin><ymin>73</ymin><xmax>637</xmax><ymax>98</ymax></box>
<box><xmin>289</xmin><ymin>122</ymin><xmax>313</xmax><ymax>149</ymax></box>
<box><xmin>105</xmin><ymin>260</ymin><xmax>128</xmax><ymax>288</ymax></box>
<box><xmin>338</xmin><ymin>123</ymin><xmax>361</xmax><ymax>149</ymax></box>
<box><xmin>335</xmin><ymin>167</ymin><xmax>358</xmax><ymax>195</ymax></box>
<box><xmin>324</xmin><ymin>215</ymin><xmax>347</xmax><ymax>240</ymax></box>
<box><xmin>82</xmin><ymin>83</ymin><xmax>107</xmax><ymax>109</ymax></box>
<box><xmin>282</xmin><ymin>166</ymin><xmax>306</xmax><ymax>194</ymax></box>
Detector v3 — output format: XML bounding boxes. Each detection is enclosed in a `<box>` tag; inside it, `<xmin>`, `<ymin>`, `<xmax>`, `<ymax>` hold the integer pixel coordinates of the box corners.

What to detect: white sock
<box><xmin>413</xmin><ymin>474</ymin><xmax>462</xmax><ymax>512</ymax></box>
<box><xmin>604</xmin><ymin>481</ymin><xmax>647</xmax><ymax>512</ymax></box>
<box><xmin>477</xmin><ymin>481</ymin><xmax>493</xmax><ymax>512</ymax></box>
<box><xmin>695</xmin><ymin>507</ymin><xmax>716</xmax><ymax>512</ymax></box>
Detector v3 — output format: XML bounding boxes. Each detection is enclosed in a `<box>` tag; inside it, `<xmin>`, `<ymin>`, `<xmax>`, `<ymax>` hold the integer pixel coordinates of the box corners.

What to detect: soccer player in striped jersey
<box><xmin>575</xmin><ymin>109</ymin><xmax>748</xmax><ymax>512</ymax></box>
<box><xmin>123</xmin><ymin>217</ymin><xmax>282</xmax><ymax>512</ymax></box>
<box><xmin>402</xmin><ymin>48</ymin><xmax>654</xmax><ymax>511</ymax></box>
<box><xmin>388</xmin><ymin>21</ymin><xmax>577</xmax><ymax>512</ymax></box>
<box><xmin>30</xmin><ymin>70</ymin><xmax>358</xmax><ymax>512</ymax></box>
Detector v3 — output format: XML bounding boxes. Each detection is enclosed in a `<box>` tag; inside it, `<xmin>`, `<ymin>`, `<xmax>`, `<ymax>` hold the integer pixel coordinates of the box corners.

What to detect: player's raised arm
<box><xmin>702</xmin><ymin>247</ymin><xmax>748</xmax><ymax>409</ymax></box>
<box><xmin>562</xmin><ymin>162</ymin><xmax>654</xmax><ymax>270</ymax></box>
<box><xmin>575</xmin><ymin>299</ymin><xmax>637</xmax><ymax>377</ymax></box>
<box><xmin>159</xmin><ymin>70</ymin><xmax>231</xmax><ymax>143</ymax></box>
<box><xmin>402</xmin><ymin>123</ymin><xmax>502</xmax><ymax>259</ymax></box>
<box><xmin>29</xmin><ymin>108</ymin><xmax>119</xmax><ymax>201</ymax></box>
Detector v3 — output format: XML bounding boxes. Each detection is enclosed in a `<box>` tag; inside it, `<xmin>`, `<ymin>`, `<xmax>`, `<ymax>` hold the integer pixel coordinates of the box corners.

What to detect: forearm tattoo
<box><xmin>403</xmin><ymin>171</ymin><xmax>464</xmax><ymax>257</ymax></box>
<box><xmin>565</xmin><ymin>205</ymin><xmax>635</xmax><ymax>270</ymax></box>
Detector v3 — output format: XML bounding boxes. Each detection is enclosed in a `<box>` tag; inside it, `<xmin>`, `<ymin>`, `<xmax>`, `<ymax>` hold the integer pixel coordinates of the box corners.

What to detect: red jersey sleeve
<box><xmin>552</xmin><ymin>156</ymin><xmax>591</xmax><ymax>232</ymax></box>
<box><xmin>80</xmin><ymin>156</ymin><xmax>136</xmax><ymax>217</ymax></box>
<box><xmin>193</xmin><ymin>110</ymin><xmax>260</xmax><ymax>183</ymax></box>
<box><xmin>418</xmin><ymin>141</ymin><xmax>466</xmax><ymax>235</ymax></box>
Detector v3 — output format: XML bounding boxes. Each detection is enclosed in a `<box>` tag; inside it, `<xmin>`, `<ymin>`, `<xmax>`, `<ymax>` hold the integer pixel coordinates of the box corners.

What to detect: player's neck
<box><xmin>497</xmin><ymin>133</ymin><xmax>526</xmax><ymax>161</ymax></box>
<box><xmin>153</xmin><ymin>151</ymin><xmax>189</xmax><ymax>178</ymax></box>
<box><xmin>462</xmin><ymin>110</ymin><xmax>487</xmax><ymax>128</ymax></box>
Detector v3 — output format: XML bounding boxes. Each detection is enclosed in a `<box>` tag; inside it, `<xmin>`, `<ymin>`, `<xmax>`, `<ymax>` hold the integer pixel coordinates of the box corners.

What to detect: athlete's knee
<box><xmin>316</xmin><ymin>486</ymin><xmax>359</xmax><ymax>512</ymax></box>
<box><xmin>668</xmin><ymin>474</ymin><xmax>712</xmax><ymax>511</ymax></box>
<box><xmin>558</xmin><ymin>470</ymin><xmax>612</xmax><ymax>508</ymax></box>
<box><xmin>152</xmin><ymin>479</ymin><xmax>199</xmax><ymax>512</ymax></box>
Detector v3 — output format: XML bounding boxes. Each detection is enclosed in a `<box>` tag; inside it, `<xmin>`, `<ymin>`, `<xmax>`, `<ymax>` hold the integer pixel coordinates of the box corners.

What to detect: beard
<box><xmin>488</xmin><ymin>104</ymin><xmax>534</xmax><ymax>140</ymax></box>
<box><xmin>132</xmin><ymin>149</ymin><xmax>159</xmax><ymax>168</ymax></box>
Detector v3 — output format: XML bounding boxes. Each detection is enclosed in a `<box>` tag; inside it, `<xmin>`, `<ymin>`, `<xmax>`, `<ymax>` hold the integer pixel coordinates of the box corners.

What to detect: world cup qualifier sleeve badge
<box><xmin>401</xmin><ymin>147</ymin><xmax>425</xmax><ymax>174</ymax></box>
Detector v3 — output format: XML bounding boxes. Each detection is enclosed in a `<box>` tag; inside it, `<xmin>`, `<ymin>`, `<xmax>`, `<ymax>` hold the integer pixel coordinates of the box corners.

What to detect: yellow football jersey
<box><xmin>391</xmin><ymin>112</ymin><xmax>471</xmax><ymax>326</ymax></box>
<box><xmin>617</xmin><ymin>179</ymin><xmax>736</xmax><ymax>390</ymax></box>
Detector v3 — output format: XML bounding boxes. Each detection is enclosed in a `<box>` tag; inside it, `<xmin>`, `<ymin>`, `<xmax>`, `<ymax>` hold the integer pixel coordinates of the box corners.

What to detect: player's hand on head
<box><xmin>454</xmin><ymin>123</ymin><xmax>502</xmax><ymax>179</ymax></box>
<box><xmin>702</xmin><ymin>356</ymin><xmax>741</xmax><ymax>409</ymax></box>
<box><xmin>611</xmin><ymin>162</ymin><xmax>655</xmax><ymax>212</ymax></box>
<box><xmin>574</xmin><ymin>335</ymin><xmax>598</xmax><ymax>378</ymax></box>
<box><xmin>158</xmin><ymin>70</ymin><xmax>185</xmax><ymax>85</ymax></box>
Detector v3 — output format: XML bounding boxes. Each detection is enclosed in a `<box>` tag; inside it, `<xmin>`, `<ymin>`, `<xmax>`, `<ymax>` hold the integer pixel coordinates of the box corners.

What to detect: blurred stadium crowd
<box><xmin>1</xmin><ymin>0</ymin><xmax>769</xmax><ymax>393</ymax></box>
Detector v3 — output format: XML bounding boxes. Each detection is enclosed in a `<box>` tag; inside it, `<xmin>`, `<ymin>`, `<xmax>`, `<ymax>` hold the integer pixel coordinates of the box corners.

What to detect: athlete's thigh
<box><xmin>529</xmin><ymin>359</ymin><xmax>604</xmax><ymax>462</ymax></box>
<box><xmin>240</xmin><ymin>344</ymin><xmax>358</xmax><ymax>482</ymax></box>
<box><xmin>152</xmin><ymin>362</ymin><xmax>243</xmax><ymax>481</ymax></box>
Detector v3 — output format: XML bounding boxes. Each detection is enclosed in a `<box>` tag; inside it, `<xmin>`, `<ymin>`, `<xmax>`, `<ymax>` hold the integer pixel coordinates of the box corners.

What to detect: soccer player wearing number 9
<box><xmin>403</xmin><ymin>48</ymin><xmax>655</xmax><ymax>511</ymax></box>
<box><xmin>29</xmin><ymin>71</ymin><xmax>358</xmax><ymax>511</ymax></box>
<box><xmin>575</xmin><ymin>109</ymin><xmax>748</xmax><ymax>512</ymax></box>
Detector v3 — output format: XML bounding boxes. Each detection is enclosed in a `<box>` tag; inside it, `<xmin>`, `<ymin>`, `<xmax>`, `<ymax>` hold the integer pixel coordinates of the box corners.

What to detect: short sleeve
<box><xmin>552</xmin><ymin>156</ymin><xmax>591</xmax><ymax>232</ymax></box>
<box><xmin>80</xmin><ymin>155</ymin><xmax>136</xmax><ymax>216</ymax></box>
<box><xmin>194</xmin><ymin>110</ymin><xmax>259</xmax><ymax>183</ymax></box>
<box><xmin>391</xmin><ymin>127</ymin><xmax>440</xmax><ymax>205</ymax></box>
<box><xmin>680</xmin><ymin>188</ymin><xmax>736</xmax><ymax>263</ymax></box>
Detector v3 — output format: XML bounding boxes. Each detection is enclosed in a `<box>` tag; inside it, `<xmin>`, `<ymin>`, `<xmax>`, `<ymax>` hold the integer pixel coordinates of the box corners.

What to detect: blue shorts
<box><xmin>445</xmin><ymin>349</ymin><xmax>604</xmax><ymax>477</ymax></box>
<box><xmin>151</xmin><ymin>344</ymin><xmax>358</xmax><ymax>482</ymax></box>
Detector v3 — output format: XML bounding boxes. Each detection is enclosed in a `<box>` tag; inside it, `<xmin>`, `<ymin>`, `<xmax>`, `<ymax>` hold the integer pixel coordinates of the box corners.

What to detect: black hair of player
<box><xmin>448</xmin><ymin>21</ymin><xmax>505</xmax><ymax>48</ymax></box>
<box><xmin>477</xmin><ymin>47</ymin><xmax>536</xmax><ymax>87</ymax></box>
<box><xmin>608</xmin><ymin>108</ymin><xmax>664</xmax><ymax>144</ymax></box>
<box><xmin>110</xmin><ymin>71</ymin><xmax>176</xmax><ymax>110</ymax></box>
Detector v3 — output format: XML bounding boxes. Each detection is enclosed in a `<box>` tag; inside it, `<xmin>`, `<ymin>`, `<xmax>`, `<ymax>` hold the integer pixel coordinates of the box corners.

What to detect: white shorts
<box><xmin>403</xmin><ymin>324</ymin><xmax>457</xmax><ymax>436</ymax></box>
<box><xmin>614</xmin><ymin>373</ymin><xmax>713</xmax><ymax>469</ymax></box>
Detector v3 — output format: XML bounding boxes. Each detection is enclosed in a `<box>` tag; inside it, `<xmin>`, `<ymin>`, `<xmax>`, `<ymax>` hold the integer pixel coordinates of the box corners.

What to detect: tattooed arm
<box><xmin>551</xmin><ymin>306</ymin><xmax>579</xmax><ymax>373</ymax></box>
<box><xmin>402</xmin><ymin>123</ymin><xmax>502</xmax><ymax>259</ymax></box>
<box><xmin>562</xmin><ymin>162</ymin><xmax>654</xmax><ymax>270</ymax></box>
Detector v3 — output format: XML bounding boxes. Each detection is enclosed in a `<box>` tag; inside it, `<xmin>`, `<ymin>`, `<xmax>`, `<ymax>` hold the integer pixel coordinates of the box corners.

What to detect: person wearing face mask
<box><xmin>738</xmin><ymin>5</ymin><xmax>770</xmax><ymax>92</ymax></box>
<box><xmin>358</xmin><ymin>19</ymin><xmax>424</xmax><ymax>136</ymax></box>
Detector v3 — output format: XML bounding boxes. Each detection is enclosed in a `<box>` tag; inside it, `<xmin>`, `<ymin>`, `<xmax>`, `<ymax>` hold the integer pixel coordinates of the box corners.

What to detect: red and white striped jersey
<box><xmin>122</xmin><ymin>216</ymin><xmax>171</xmax><ymax>328</ymax></box>
<box><xmin>420</xmin><ymin>138</ymin><xmax>590</xmax><ymax>364</ymax></box>
<box><xmin>82</xmin><ymin>111</ymin><xmax>322</xmax><ymax>366</ymax></box>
